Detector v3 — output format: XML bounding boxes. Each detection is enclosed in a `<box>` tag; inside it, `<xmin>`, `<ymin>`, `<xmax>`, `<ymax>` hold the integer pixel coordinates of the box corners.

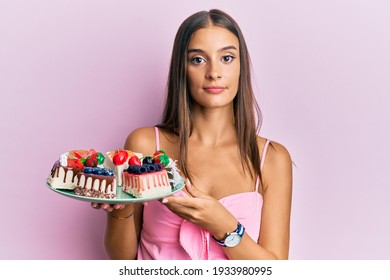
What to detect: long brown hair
<box><xmin>157</xmin><ymin>9</ymin><xmax>262</xmax><ymax>181</ymax></box>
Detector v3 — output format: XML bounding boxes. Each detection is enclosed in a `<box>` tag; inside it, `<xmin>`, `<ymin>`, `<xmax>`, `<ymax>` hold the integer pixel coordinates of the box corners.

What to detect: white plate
<box><xmin>46</xmin><ymin>180</ymin><xmax>185</xmax><ymax>204</ymax></box>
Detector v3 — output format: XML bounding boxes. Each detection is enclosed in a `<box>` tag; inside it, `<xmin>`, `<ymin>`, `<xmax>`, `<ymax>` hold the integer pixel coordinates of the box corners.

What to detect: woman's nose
<box><xmin>206</xmin><ymin>61</ymin><xmax>222</xmax><ymax>80</ymax></box>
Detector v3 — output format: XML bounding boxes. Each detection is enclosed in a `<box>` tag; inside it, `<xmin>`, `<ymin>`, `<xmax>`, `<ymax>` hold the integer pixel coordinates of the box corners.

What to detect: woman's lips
<box><xmin>204</xmin><ymin>86</ymin><xmax>225</xmax><ymax>94</ymax></box>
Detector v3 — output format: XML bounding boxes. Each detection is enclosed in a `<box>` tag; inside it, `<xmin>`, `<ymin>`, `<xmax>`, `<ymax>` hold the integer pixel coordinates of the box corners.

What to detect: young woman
<box><xmin>92</xmin><ymin>9</ymin><xmax>292</xmax><ymax>260</ymax></box>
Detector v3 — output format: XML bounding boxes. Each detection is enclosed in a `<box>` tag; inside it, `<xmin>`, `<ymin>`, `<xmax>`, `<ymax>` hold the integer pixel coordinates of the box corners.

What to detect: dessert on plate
<box><xmin>105</xmin><ymin>149</ymin><xmax>141</xmax><ymax>187</ymax></box>
<box><xmin>47</xmin><ymin>148</ymin><xmax>183</xmax><ymax>200</ymax></box>
<box><xmin>47</xmin><ymin>149</ymin><xmax>117</xmax><ymax>198</ymax></box>
<box><xmin>121</xmin><ymin>152</ymin><xmax>172</xmax><ymax>198</ymax></box>
<box><xmin>108</xmin><ymin>149</ymin><xmax>183</xmax><ymax>198</ymax></box>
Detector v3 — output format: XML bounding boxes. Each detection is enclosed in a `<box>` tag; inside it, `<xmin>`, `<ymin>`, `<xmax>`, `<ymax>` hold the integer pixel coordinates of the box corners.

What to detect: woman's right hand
<box><xmin>91</xmin><ymin>202</ymin><xmax>133</xmax><ymax>214</ymax></box>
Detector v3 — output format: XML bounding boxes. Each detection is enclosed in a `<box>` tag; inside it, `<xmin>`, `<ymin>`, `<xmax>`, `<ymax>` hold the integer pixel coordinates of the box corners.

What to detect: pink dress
<box><xmin>137</xmin><ymin>127</ymin><xmax>270</xmax><ymax>260</ymax></box>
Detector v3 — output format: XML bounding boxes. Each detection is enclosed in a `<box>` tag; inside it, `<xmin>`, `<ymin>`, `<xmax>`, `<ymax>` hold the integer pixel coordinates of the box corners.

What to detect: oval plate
<box><xmin>46</xmin><ymin>180</ymin><xmax>185</xmax><ymax>204</ymax></box>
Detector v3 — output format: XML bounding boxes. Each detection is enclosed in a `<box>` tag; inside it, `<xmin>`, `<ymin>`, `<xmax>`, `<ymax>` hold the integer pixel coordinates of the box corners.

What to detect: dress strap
<box><xmin>260</xmin><ymin>139</ymin><xmax>270</xmax><ymax>171</ymax></box>
<box><xmin>154</xmin><ymin>127</ymin><xmax>160</xmax><ymax>151</ymax></box>
<box><xmin>255</xmin><ymin>139</ymin><xmax>271</xmax><ymax>192</ymax></box>
<box><xmin>255</xmin><ymin>177</ymin><xmax>260</xmax><ymax>192</ymax></box>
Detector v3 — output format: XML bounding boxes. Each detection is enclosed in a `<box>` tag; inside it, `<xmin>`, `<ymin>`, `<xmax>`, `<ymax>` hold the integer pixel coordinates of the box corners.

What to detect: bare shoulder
<box><xmin>124</xmin><ymin>127</ymin><xmax>157</xmax><ymax>155</ymax></box>
<box><xmin>265</xmin><ymin>141</ymin><xmax>292</xmax><ymax>170</ymax></box>
<box><xmin>258</xmin><ymin>137</ymin><xmax>292</xmax><ymax>193</ymax></box>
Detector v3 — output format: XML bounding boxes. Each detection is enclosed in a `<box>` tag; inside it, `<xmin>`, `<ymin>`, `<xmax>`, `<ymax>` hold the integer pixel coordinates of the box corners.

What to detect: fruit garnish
<box><xmin>126</xmin><ymin>165</ymin><xmax>148</xmax><ymax>174</ymax></box>
<box><xmin>153</xmin><ymin>150</ymin><xmax>164</xmax><ymax>157</ymax></box>
<box><xmin>143</xmin><ymin>163</ymin><xmax>163</xmax><ymax>172</ymax></box>
<box><xmin>83</xmin><ymin>167</ymin><xmax>114</xmax><ymax>177</ymax></box>
<box><xmin>69</xmin><ymin>150</ymin><xmax>89</xmax><ymax>159</ymax></box>
<box><xmin>94</xmin><ymin>168</ymin><xmax>104</xmax><ymax>175</ymax></box>
<box><xmin>102</xmin><ymin>169</ymin><xmax>114</xmax><ymax>177</ymax></box>
<box><xmin>153</xmin><ymin>150</ymin><xmax>169</xmax><ymax>167</ymax></box>
<box><xmin>112</xmin><ymin>149</ymin><xmax>129</xmax><ymax>165</ymax></box>
<box><xmin>97</xmin><ymin>153</ymin><xmax>105</xmax><ymax>165</ymax></box>
<box><xmin>128</xmin><ymin>155</ymin><xmax>141</xmax><ymax>166</ymax></box>
<box><xmin>126</xmin><ymin>163</ymin><xmax>162</xmax><ymax>174</ymax></box>
<box><xmin>84</xmin><ymin>153</ymin><xmax>98</xmax><ymax>167</ymax></box>
<box><xmin>153</xmin><ymin>163</ymin><xmax>163</xmax><ymax>171</ymax></box>
<box><xmin>70</xmin><ymin>149</ymin><xmax>98</xmax><ymax>159</ymax></box>
<box><xmin>67</xmin><ymin>158</ymin><xmax>84</xmax><ymax>169</ymax></box>
<box><xmin>142</xmin><ymin>156</ymin><xmax>154</xmax><ymax>165</ymax></box>
<box><xmin>83</xmin><ymin>167</ymin><xmax>94</xmax><ymax>173</ymax></box>
<box><xmin>144</xmin><ymin>164</ymin><xmax>156</xmax><ymax>172</ymax></box>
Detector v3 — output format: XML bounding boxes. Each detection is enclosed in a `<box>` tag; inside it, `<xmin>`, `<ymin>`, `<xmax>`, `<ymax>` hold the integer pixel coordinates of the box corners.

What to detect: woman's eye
<box><xmin>190</xmin><ymin>57</ymin><xmax>205</xmax><ymax>64</ymax></box>
<box><xmin>222</xmin><ymin>55</ymin><xmax>235</xmax><ymax>63</ymax></box>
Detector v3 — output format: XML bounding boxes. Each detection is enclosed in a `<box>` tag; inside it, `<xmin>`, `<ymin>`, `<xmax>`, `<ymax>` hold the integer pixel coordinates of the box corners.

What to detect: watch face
<box><xmin>224</xmin><ymin>233</ymin><xmax>241</xmax><ymax>247</ymax></box>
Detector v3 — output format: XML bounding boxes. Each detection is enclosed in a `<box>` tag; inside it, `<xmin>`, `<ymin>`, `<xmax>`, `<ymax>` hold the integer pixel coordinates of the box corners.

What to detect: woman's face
<box><xmin>186</xmin><ymin>25</ymin><xmax>240</xmax><ymax>109</ymax></box>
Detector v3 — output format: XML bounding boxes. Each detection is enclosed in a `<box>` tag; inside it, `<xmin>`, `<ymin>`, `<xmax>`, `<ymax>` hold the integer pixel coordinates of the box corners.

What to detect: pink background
<box><xmin>1</xmin><ymin>0</ymin><xmax>389</xmax><ymax>259</ymax></box>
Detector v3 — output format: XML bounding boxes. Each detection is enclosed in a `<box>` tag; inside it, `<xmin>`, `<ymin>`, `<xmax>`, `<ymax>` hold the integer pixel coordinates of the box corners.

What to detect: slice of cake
<box><xmin>47</xmin><ymin>160</ymin><xmax>83</xmax><ymax>190</ymax></box>
<box><xmin>74</xmin><ymin>167</ymin><xmax>116</xmax><ymax>198</ymax></box>
<box><xmin>105</xmin><ymin>149</ymin><xmax>143</xmax><ymax>187</ymax></box>
<box><xmin>47</xmin><ymin>152</ymin><xmax>84</xmax><ymax>190</ymax></box>
<box><xmin>122</xmin><ymin>163</ymin><xmax>171</xmax><ymax>198</ymax></box>
<box><xmin>47</xmin><ymin>149</ymin><xmax>117</xmax><ymax>198</ymax></box>
<box><xmin>121</xmin><ymin>150</ymin><xmax>184</xmax><ymax>198</ymax></box>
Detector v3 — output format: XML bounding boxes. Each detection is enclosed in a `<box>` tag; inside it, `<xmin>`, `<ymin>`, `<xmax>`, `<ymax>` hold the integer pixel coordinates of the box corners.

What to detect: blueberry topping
<box><xmin>84</xmin><ymin>167</ymin><xmax>114</xmax><ymax>176</ymax></box>
<box><xmin>84</xmin><ymin>167</ymin><xmax>94</xmax><ymax>174</ymax></box>
<box><xmin>102</xmin><ymin>169</ymin><xmax>114</xmax><ymax>177</ymax></box>
<box><xmin>125</xmin><ymin>163</ymin><xmax>164</xmax><ymax>174</ymax></box>
<box><xmin>142</xmin><ymin>156</ymin><xmax>154</xmax><ymax>165</ymax></box>
<box><xmin>144</xmin><ymin>164</ymin><xmax>156</xmax><ymax>172</ymax></box>
<box><xmin>154</xmin><ymin>163</ymin><xmax>162</xmax><ymax>171</ymax></box>
<box><xmin>94</xmin><ymin>168</ymin><xmax>104</xmax><ymax>175</ymax></box>
<box><xmin>126</xmin><ymin>165</ymin><xmax>147</xmax><ymax>174</ymax></box>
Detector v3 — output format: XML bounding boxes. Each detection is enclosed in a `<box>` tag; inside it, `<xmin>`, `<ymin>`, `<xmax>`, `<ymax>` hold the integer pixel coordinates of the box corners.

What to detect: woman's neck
<box><xmin>190</xmin><ymin>105</ymin><xmax>236</xmax><ymax>146</ymax></box>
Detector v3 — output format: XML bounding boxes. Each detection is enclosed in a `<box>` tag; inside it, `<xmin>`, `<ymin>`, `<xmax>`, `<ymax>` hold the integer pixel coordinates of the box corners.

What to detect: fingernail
<box><xmin>162</xmin><ymin>198</ymin><xmax>168</xmax><ymax>203</ymax></box>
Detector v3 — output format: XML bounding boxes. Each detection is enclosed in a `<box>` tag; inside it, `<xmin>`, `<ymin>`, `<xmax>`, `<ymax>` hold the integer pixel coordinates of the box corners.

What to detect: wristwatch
<box><xmin>212</xmin><ymin>222</ymin><xmax>245</xmax><ymax>247</ymax></box>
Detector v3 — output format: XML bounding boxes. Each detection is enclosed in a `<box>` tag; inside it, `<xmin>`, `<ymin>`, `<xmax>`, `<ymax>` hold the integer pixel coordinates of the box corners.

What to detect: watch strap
<box><xmin>212</xmin><ymin>222</ymin><xmax>245</xmax><ymax>247</ymax></box>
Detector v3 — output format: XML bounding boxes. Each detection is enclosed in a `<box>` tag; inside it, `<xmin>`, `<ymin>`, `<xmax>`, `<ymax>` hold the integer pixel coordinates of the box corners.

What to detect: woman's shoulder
<box><xmin>256</xmin><ymin>136</ymin><xmax>292</xmax><ymax>191</ymax></box>
<box><xmin>257</xmin><ymin>136</ymin><xmax>291</xmax><ymax>161</ymax></box>
<box><xmin>124</xmin><ymin>126</ymin><xmax>157</xmax><ymax>155</ymax></box>
<box><xmin>256</xmin><ymin>136</ymin><xmax>291</xmax><ymax>162</ymax></box>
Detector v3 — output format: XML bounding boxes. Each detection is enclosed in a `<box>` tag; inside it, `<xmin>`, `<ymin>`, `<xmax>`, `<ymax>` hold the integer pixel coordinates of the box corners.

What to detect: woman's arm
<box><xmin>101</xmin><ymin>127</ymin><xmax>158</xmax><ymax>259</ymax></box>
<box><xmin>104</xmin><ymin>203</ymin><xmax>143</xmax><ymax>260</ymax></box>
<box><xmin>225</xmin><ymin>141</ymin><xmax>293</xmax><ymax>259</ymax></box>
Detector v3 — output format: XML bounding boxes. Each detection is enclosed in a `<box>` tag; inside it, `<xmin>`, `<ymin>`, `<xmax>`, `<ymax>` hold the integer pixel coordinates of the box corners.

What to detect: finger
<box><xmin>162</xmin><ymin>196</ymin><xmax>198</xmax><ymax>207</ymax></box>
<box><xmin>100</xmin><ymin>203</ymin><xmax>113</xmax><ymax>211</ymax></box>
<box><xmin>160</xmin><ymin>195</ymin><xmax>173</xmax><ymax>203</ymax></box>
<box><xmin>91</xmin><ymin>202</ymin><xmax>99</xmax><ymax>209</ymax></box>
<box><xmin>113</xmin><ymin>204</ymin><xmax>124</xmax><ymax>210</ymax></box>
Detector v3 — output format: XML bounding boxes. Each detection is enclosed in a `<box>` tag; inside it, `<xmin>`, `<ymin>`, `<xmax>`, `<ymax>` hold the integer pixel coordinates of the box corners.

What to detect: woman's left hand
<box><xmin>162</xmin><ymin>179</ymin><xmax>238</xmax><ymax>239</ymax></box>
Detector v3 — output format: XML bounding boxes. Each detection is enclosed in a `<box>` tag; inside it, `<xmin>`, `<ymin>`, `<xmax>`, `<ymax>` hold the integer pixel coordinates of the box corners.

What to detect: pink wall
<box><xmin>1</xmin><ymin>1</ymin><xmax>389</xmax><ymax>259</ymax></box>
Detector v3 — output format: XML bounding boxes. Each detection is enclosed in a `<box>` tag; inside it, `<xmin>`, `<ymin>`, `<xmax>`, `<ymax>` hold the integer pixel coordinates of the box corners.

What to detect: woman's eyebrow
<box><xmin>187</xmin><ymin>45</ymin><xmax>238</xmax><ymax>54</ymax></box>
<box><xmin>187</xmin><ymin>48</ymin><xmax>204</xmax><ymax>54</ymax></box>
<box><xmin>218</xmin><ymin>45</ymin><xmax>238</xmax><ymax>52</ymax></box>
